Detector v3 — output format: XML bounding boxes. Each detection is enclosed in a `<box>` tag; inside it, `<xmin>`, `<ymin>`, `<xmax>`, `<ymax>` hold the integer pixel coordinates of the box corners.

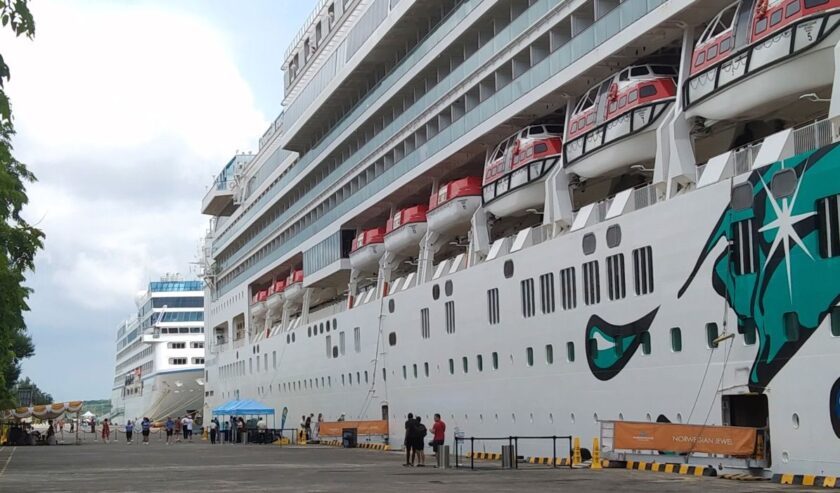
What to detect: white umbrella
<box><xmin>81</xmin><ymin>411</ymin><xmax>95</xmax><ymax>418</ymax></box>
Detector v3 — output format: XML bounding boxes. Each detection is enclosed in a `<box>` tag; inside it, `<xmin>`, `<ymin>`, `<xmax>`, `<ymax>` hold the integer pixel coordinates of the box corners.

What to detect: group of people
<box><xmin>403</xmin><ymin>413</ymin><xmax>446</xmax><ymax>467</ymax></box>
<box><xmin>122</xmin><ymin>418</ymin><xmax>151</xmax><ymax>444</ymax></box>
<box><xmin>300</xmin><ymin>413</ymin><xmax>323</xmax><ymax>442</ymax></box>
<box><xmin>162</xmin><ymin>415</ymin><xmax>195</xmax><ymax>444</ymax></box>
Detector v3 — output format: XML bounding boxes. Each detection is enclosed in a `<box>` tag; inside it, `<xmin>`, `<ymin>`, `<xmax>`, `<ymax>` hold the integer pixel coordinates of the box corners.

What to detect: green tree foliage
<box><xmin>0</xmin><ymin>0</ymin><xmax>42</xmax><ymax>408</ymax></box>
<box><xmin>11</xmin><ymin>376</ymin><xmax>52</xmax><ymax>405</ymax></box>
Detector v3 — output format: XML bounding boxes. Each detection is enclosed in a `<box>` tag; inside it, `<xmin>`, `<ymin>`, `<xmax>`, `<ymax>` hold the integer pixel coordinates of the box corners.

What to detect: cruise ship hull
<box><xmin>112</xmin><ymin>368</ymin><xmax>204</xmax><ymax>423</ymax></box>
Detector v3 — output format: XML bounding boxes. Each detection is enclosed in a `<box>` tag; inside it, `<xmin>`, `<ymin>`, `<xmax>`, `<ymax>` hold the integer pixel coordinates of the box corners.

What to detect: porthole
<box><xmin>388</xmin><ymin>332</ymin><xmax>397</xmax><ymax>346</ymax></box>
<box><xmin>333</xmin><ymin>318</ymin><xmax>337</xmax><ymax>330</ymax></box>
<box><xmin>432</xmin><ymin>284</ymin><xmax>440</xmax><ymax>300</ymax></box>
<box><xmin>549</xmin><ymin>413</ymin><xmax>554</xmax><ymax>424</ymax></box>
<box><xmin>593</xmin><ymin>412</ymin><xmax>598</xmax><ymax>423</ymax></box>
<box><xmin>291</xmin><ymin>333</ymin><xmax>295</xmax><ymax>342</ymax></box>
<box><xmin>618</xmin><ymin>413</ymin><xmax>624</xmax><ymax>421</ymax></box>
<box><xmin>582</xmin><ymin>233</ymin><xmax>596</xmax><ymax>255</ymax></box>
<box><xmin>646</xmin><ymin>413</ymin><xmax>652</xmax><ymax>422</ymax></box>
<box><xmin>445</xmin><ymin>280</ymin><xmax>453</xmax><ymax>296</ymax></box>
<box><xmin>606</xmin><ymin>225</ymin><xmax>621</xmax><ymax>248</ymax></box>
<box><xmin>771</xmin><ymin>168</ymin><xmax>797</xmax><ymax>198</ymax></box>
<box><xmin>307</xmin><ymin>327</ymin><xmax>312</xmax><ymax>337</ymax></box>
<box><xmin>503</xmin><ymin>260</ymin><xmax>514</xmax><ymax>278</ymax></box>
<box><xmin>792</xmin><ymin>413</ymin><xmax>800</xmax><ymax>429</ymax></box>
<box><xmin>332</xmin><ymin>347</ymin><xmax>338</xmax><ymax>358</ymax></box>
<box><xmin>388</xmin><ymin>299</ymin><xmax>395</xmax><ymax>313</ymax></box>
<box><xmin>676</xmin><ymin>413</ymin><xmax>683</xmax><ymax>423</ymax></box>
<box><xmin>732</xmin><ymin>184</ymin><xmax>753</xmax><ymax>211</ymax></box>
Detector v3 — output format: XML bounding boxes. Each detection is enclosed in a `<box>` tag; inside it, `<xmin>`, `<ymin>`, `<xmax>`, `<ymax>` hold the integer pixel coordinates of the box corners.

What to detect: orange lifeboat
<box><xmin>384</xmin><ymin>205</ymin><xmax>428</xmax><ymax>256</ymax></box>
<box><xmin>482</xmin><ymin>125</ymin><xmax>563</xmax><ymax>217</ymax></box>
<box><xmin>564</xmin><ymin>64</ymin><xmax>676</xmax><ymax>178</ymax></box>
<box><xmin>266</xmin><ymin>279</ymin><xmax>286</xmax><ymax>313</ymax></box>
<box><xmin>427</xmin><ymin>177</ymin><xmax>483</xmax><ymax>236</ymax></box>
<box><xmin>349</xmin><ymin>227</ymin><xmax>386</xmax><ymax>272</ymax></box>
<box><xmin>283</xmin><ymin>269</ymin><xmax>305</xmax><ymax>303</ymax></box>
<box><xmin>250</xmin><ymin>289</ymin><xmax>268</xmax><ymax>321</ymax></box>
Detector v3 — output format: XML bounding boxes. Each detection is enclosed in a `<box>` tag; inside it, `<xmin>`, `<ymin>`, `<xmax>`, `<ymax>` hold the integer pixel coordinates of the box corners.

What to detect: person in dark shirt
<box><xmin>413</xmin><ymin>417</ymin><xmax>427</xmax><ymax>467</ymax></box>
<box><xmin>403</xmin><ymin>413</ymin><xmax>415</xmax><ymax>466</ymax></box>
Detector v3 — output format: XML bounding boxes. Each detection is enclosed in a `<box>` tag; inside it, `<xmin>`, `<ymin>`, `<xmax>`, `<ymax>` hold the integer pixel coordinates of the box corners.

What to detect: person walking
<box><xmin>313</xmin><ymin>413</ymin><xmax>323</xmax><ymax>442</ymax></box>
<box><xmin>257</xmin><ymin>417</ymin><xmax>266</xmax><ymax>444</ymax></box>
<box><xmin>209</xmin><ymin>418</ymin><xmax>218</xmax><ymax>444</ymax></box>
<box><xmin>141</xmin><ymin>417</ymin><xmax>151</xmax><ymax>445</ymax></box>
<box><xmin>186</xmin><ymin>415</ymin><xmax>194</xmax><ymax>442</ymax></box>
<box><xmin>165</xmin><ymin>417</ymin><xmax>174</xmax><ymax>445</ymax></box>
<box><xmin>125</xmin><ymin>420</ymin><xmax>134</xmax><ymax>444</ymax></box>
<box><xmin>181</xmin><ymin>416</ymin><xmax>189</xmax><ymax>441</ymax></box>
<box><xmin>237</xmin><ymin>417</ymin><xmax>245</xmax><ymax>444</ymax></box>
<box><xmin>413</xmin><ymin>417</ymin><xmax>427</xmax><ymax>467</ymax></box>
<box><xmin>175</xmin><ymin>416</ymin><xmax>182</xmax><ymax>443</ymax></box>
<box><xmin>90</xmin><ymin>417</ymin><xmax>96</xmax><ymax>440</ymax></box>
<box><xmin>101</xmin><ymin>418</ymin><xmax>111</xmax><ymax>443</ymax></box>
<box><xmin>403</xmin><ymin>413</ymin><xmax>415</xmax><ymax>466</ymax></box>
<box><xmin>304</xmin><ymin>415</ymin><xmax>312</xmax><ymax>441</ymax></box>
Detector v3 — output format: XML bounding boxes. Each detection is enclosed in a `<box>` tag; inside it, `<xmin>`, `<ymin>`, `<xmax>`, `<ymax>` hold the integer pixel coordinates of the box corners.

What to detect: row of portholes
<box><xmin>307</xmin><ymin>318</ymin><xmax>338</xmax><ymax>338</ymax></box>
<box><xmin>392</xmin><ymin>411</ymin><xmax>685</xmax><ymax>425</ymax></box>
<box><xmin>387</xmin><ymin>280</ymin><xmax>456</xmax><ymax>314</ymax></box>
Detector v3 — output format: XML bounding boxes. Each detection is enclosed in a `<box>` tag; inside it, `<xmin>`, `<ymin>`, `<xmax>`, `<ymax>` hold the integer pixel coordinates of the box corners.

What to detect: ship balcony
<box><xmin>202</xmin><ymin>177</ymin><xmax>237</xmax><ymax>216</ymax></box>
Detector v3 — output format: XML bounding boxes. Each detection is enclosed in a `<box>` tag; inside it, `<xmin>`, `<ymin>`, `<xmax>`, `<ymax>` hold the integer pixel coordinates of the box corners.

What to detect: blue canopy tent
<box><xmin>212</xmin><ymin>400</ymin><xmax>274</xmax><ymax>416</ymax></box>
<box><xmin>212</xmin><ymin>400</ymin><xmax>276</xmax><ymax>443</ymax></box>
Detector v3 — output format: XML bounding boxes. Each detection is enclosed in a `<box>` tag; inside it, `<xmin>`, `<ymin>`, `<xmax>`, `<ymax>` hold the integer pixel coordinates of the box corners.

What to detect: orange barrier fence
<box><xmin>318</xmin><ymin>420</ymin><xmax>388</xmax><ymax>437</ymax></box>
<box><xmin>613</xmin><ymin>421</ymin><xmax>757</xmax><ymax>457</ymax></box>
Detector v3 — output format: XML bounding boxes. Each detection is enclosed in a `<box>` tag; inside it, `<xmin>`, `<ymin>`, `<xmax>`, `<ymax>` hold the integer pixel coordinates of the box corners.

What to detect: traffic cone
<box><xmin>591</xmin><ymin>438</ymin><xmax>602</xmax><ymax>469</ymax></box>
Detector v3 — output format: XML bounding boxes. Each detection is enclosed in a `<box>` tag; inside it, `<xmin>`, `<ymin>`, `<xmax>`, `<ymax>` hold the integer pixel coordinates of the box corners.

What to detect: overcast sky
<box><xmin>4</xmin><ymin>0</ymin><xmax>312</xmax><ymax>401</ymax></box>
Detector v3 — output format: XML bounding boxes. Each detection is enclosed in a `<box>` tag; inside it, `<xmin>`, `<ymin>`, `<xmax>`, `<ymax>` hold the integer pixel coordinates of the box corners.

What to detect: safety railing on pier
<box><xmin>454</xmin><ymin>435</ymin><xmax>573</xmax><ymax>470</ymax></box>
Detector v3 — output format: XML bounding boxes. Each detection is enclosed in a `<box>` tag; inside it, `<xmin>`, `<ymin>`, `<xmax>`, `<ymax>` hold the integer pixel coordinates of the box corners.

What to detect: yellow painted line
<box><xmin>824</xmin><ymin>477</ymin><xmax>837</xmax><ymax>487</ymax></box>
<box><xmin>678</xmin><ymin>464</ymin><xmax>688</xmax><ymax>475</ymax></box>
<box><xmin>694</xmin><ymin>467</ymin><xmax>704</xmax><ymax>477</ymax></box>
<box><xmin>802</xmin><ymin>475</ymin><xmax>815</xmax><ymax>486</ymax></box>
<box><xmin>780</xmin><ymin>474</ymin><xmax>794</xmax><ymax>485</ymax></box>
<box><xmin>664</xmin><ymin>464</ymin><xmax>674</xmax><ymax>473</ymax></box>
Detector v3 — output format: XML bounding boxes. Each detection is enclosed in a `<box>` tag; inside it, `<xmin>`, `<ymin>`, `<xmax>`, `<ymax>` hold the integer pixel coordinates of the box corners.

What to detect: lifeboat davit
<box><xmin>427</xmin><ymin>177</ymin><xmax>482</xmax><ymax>236</ymax></box>
<box><xmin>482</xmin><ymin>125</ymin><xmax>563</xmax><ymax>217</ymax></box>
<box><xmin>564</xmin><ymin>64</ymin><xmax>676</xmax><ymax>178</ymax></box>
<box><xmin>349</xmin><ymin>227</ymin><xmax>386</xmax><ymax>272</ymax></box>
<box><xmin>685</xmin><ymin>0</ymin><xmax>840</xmax><ymax>121</ymax></box>
<box><xmin>283</xmin><ymin>269</ymin><xmax>305</xmax><ymax>303</ymax></box>
<box><xmin>250</xmin><ymin>289</ymin><xmax>268</xmax><ymax>322</ymax></box>
<box><xmin>384</xmin><ymin>205</ymin><xmax>428</xmax><ymax>256</ymax></box>
<box><xmin>266</xmin><ymin>279</ymin><xmax>285</xmax><ymax>313</ymax></box>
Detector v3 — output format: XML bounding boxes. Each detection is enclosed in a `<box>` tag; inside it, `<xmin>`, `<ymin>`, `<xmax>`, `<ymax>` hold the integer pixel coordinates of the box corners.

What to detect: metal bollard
<box><xmin>502</xmin><ymin>445</ymin><xmax>516</xmax><ymax>469</ymax></box>
<box><xmin>436</xmin><ymin>445</ymin><xmax>450</xmax><ymax>469</ymax></box>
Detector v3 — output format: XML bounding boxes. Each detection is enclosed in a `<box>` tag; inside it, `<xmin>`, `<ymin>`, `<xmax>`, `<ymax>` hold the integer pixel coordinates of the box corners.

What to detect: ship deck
<box><xmin>0</xmin><ymin>442</ymin><xmax>819</xmax><ymax>492</ymax></box>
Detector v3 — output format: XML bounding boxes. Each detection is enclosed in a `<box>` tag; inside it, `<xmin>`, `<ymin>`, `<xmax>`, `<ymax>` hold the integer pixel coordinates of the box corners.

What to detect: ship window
<box><xmin>449</xmin><ymin>358</ymin><xmax>455</xmax><ymax>375</ymax></box>
<box><xmin>582</xmin><ymin>233</ymin><xmax>596</xmax><ymax>255</ymax></box>
<box><xmin>445</xmin><ymin>301</ymin><xmax>456</xmax><ymax>333</ymax></box>
<box><xmin>771</xmin><ymin>169</ymin><xmax>797</xmax><ymax>198</ymax></box>
<box><xmin>639</xmin><ymin>84</ymin><xmax>657</xmax><ymax>98</ymax></box>
<box><xmin>504</xmin><ymin>259</ymin><xmax>514</xmax><ymax>278</ymax></box>
<box><xmin>462</xmin><ymin>356</ymin><xmax>468</xmax><ymax>373</ymax></box>
<box><xmin>609</xmin><ymin>101</ymin><xmax>617</xmax><ymax>113</ymax></box>
<box><xmin>706</xmin><ymin>323</ymin><xmax>720</xmax><ymax>348</ymax></box>
<box><xmin>445</xmin><ymin>280</ymin><xmax>453</xmax><ymax>296</ymax></box>
<box><xmin>492</xmin><ymin>352</ymin><xmax>499</xmax><ymax>370</ymax></box>
<box><xmin>539</xmin><ymin>273</ymin><xmax>555</xmax><ymax>314</ymax></box>
<box><xmin>633</xmin><ymin>246</ymin><xmax>655</xmax><ymax>295</ymax></box>
<box><xmin>273</xmin><ymin>351</ymin><xmax>277</xmax><ymax>368</ymax></box>
<box><xmin>534</xmin><ymin>142</ymin><xmax>548</xmax><ymax>153</ymax></box>
<box><xmin>476</xmin><ymin>355</ymin><xmax>483</xmax><ymax>372</ymax></box>
<box><xmin>526</xmin><ymin>347</ymin><xmax>534</xmax><ymax>366</ymax></box>
<box><xmin>432</xmin><ymin>284</ymin><xmax>440</xmax><ymax>300</ymax></box>
<box><xmin>388</xmin><ymin>332</ymin><xmax>397</xmax><ymax>346</ymax></box>
<box><xmin>720</xmin><ymin>36</ymin><xmax>733</xmax><ymax>53</ymax></box>
<box><xmin>629</xmin><ymin>90</ymin><xmax>638</xmax><ymax>103</ymax></box>
<box><xmin>786</xmin><ymin>1</ymin><xmax>800</xmax><ymax>17</ymax></box>
<box><xmin>382</xmin><ymin>368</ymin><xmax>386</xmax><ymax>382</ymax></box>
<box><xmin>607</xmin><ymin>225</ymin><xmax>622</xmax><ymax>248</ymax></box>
<box><xmin>421</xmin><ymin>308</ymin><xmax>431</xmax><ymax>338</ymax></box>
<box><xmin>831</xmin><ymin>307</ymin><xmax>840</xmax><ymax>337</ymax></box>
<box><xmin>755</xmin><ymin>17</ymin><xmax>768</xmax><ymax>34</ymax></box>
<box><xmin>560</xmin><ymin>267</ymin><xmax>577</xmax><ymax>310</ymax></box>
<box><xmin>733</xmin><ymin>219</ymin><xmax>759</xmax><ymax>274</ymax></box>
<box><xmin>770</xmin><ymin>9</ymin><xmax>783</xmax><ymax>26</ymax></box>
<box><xmin>619</xmin><ymin>95</ymin><xmax>627</xmax><ymax>108</ymax></box>
<box><xmin>619</xmin><ymin>69</ymin><xmax>629</xmax><ymax>81</ymax></box>
<box><xmin>168</xmin><ymin>342</ymin><xmax>186</xmax><ymax>349</ymax></box>
<box><xmin>521</xmin><ymin>278</ymin><xmax>536</xmax><ymax>318</ymax></box>
<box><xmin>670</xmin><ymin>327</ymin><xmax>683</xmax><ymax>352</ymax></box>
<box><xmin>424</xmin><ymin>362</ymin><xmax>429</xmax><ymax>377</ymax></box>
<box><xmin>784</xmin><ymin>312</ymin><xmax>800</xmax><ymax>342</ymax></box>
<box><xmin>732</xmin><ymin>183</ymin><xmax>753</xmax><ymax>210</ymax></box>
<box><xmin>583</xmin><ymin>260</ymin><xmax>600</xmax><ymax>305</ymax></box>
<box><xmin>193</xmin><ymin>357</ymin><xmax>204</xmax><ymax>365</ymax></box>
<box><xmin>170</xmin><ymin>358</ymin><xmax>187</xmax><ymax>365</ymax></box>
<box><xmin>413</xmin><ymin>364</ymin><xmax>418</xmax><ymax>379</ymax></box>
<box><xmin>354</xmin><ymin>327</ymin><xmax>361</xmax><ymax>352</ymax></box>
<box><xmin>546</xmin><ymin>344</ymin><xmax>554</xmax><ymax>364</ymax></box>
<box><xmin>566</xmin><ymin>342</ymin><xmax>575</xmax><ymax>362</ymax></box>
<box><xmin>308</xmin><ymin>327</ymin><xmax>312</xmax><ymax>337</ymax></box>
<box><xmin>707</xmin><ymin>45</ymin><xmax>718</xmax><ymax>59</ymax></box>
<box><xmin>640</xmin><ymin>332</ymin><xmax>651</xmax><ymax>355</ymax></box>
<box><xmin>586</xmin><ymin>113</ymin><xmax>596</xmax><ymax>125</ymax></box>
<box><xmin>742</xmin><ymin>318</ymin><xmax>758</xmax><ymax>345</ymax></box>
<box><xmin>631</xmin><ymin>66</ymin><xmax>650</xmax><ymax>77</ymax></box>
<box><xmin>487</xmin><ymin>288</ymin><xmax>500</xmax><ymax>325</ymax></box>
<box><xmin>326</xmin><ymin>335</ymin><xmax>331</xmax><ymax>358</ymax></box>
<box><xmin>818</xmin><ymin>194</ymin><xmax>840</xmax><ymax>258</ymax></box>
<box><xmin>606</xmin><ymin>254</ymin><xmax>626</xmax><ymax>300</ymax></box>
<box><xmin>339</xmin><ymin>331</ymin><xmax>346</xmax><ymax>355</ymax></box>
<box><xmin>545</xmin><ymin>125</ymin><xmax>563</xmax><ymax>134</ymax></box>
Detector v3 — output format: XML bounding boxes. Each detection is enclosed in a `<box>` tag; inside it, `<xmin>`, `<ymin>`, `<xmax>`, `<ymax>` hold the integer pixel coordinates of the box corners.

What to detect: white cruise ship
<box><xmin>110</xmin><ymin>275</ymin><xmax>206</xmax><ymax>422</ymax></box>
<box><xmin>200</xmin><ymin>0</ymin><xmax>840</xmax><ymax>477</ymax></box>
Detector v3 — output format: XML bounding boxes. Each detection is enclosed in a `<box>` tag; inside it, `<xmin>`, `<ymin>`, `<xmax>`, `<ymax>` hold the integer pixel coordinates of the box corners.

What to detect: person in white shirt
<box><xmin>257</xmin><ymin>417</ymin><xmax>267</xmax><ymax>444</ymax></box>
<box><xmin>185</xmin><ymin>416</ymin><xmax>194</xmax><ymax>441</ymax></box>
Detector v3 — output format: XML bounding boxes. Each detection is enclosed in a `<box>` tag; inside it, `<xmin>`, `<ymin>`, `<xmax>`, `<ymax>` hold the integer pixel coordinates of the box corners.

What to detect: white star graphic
<box><xmin>758</xmin><ymin>171</ymin><xmax>816</xmax><ymax>301</ymax></box>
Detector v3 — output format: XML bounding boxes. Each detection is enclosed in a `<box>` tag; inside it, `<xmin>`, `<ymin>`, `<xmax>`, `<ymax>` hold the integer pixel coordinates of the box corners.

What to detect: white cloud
<box><xmin>1</xmin><ymin>0</ymin><xmax>269</xmax><ymax>399</ymax></box>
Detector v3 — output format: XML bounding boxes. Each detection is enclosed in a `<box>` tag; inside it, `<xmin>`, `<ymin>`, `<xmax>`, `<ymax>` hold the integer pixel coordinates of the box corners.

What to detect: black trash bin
<box><xmin>342</xmin><ymin>428</ymin><xmax>358</xmax><ymax>448</ymax></box>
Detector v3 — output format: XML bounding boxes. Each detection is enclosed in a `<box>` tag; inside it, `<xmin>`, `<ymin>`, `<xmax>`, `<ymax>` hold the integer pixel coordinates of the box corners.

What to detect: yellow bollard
<box><xmin>572</xmin><ymin>437</ymin><xmax>582</xmax><ymax>466</ymax></box>
<box><xmin>590</xmin><ymin>438</ymin><xmax>602</xmax><ymax>469</ymax></box>
<box><xmin>203</xmin><ymin>426</ymin><xmax>208</xmax><ymax>441</ymax></box>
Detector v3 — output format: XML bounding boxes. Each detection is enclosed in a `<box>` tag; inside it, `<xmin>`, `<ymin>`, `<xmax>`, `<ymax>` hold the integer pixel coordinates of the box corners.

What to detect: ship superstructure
<box><xmin>200</xmin><ymin>0</ymin><xmax>840</xmax><ymax>476</ymax></box>
<box><xmin>110</xmin><ymin>275</ymin><xmax>206</xmax><ymax>422</ymax></box>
